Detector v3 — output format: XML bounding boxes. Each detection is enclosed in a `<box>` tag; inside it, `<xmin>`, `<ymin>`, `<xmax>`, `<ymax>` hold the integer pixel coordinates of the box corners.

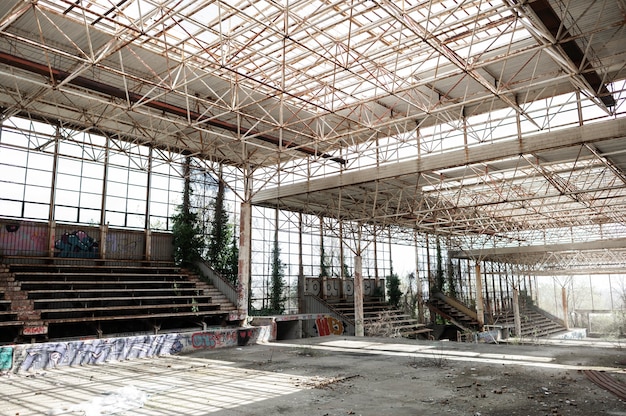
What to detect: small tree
<box><xmin>223</xmin><ymin>234</ymin><xmax>239</xmax><ymax>286</ymax></box>
<box><xmin>206</xmin><ymin>171</ymin><xmax>239</xmax><ymax>285</ymax></box>
<box><xmin>434</xmin><ymin>236</ymin><xmax>445</xmax><ymax>292</ymax></box>
<box><xmin>320</xmin><ymin>245</ymin><xmax>331</xmax><ymax>278</ymax></box>
<box><xmin>269</xmin><ymin>235</ymin><xmax>286</xmax><ymax>314</ymax></box>
<box><xmin>404</xmin><ymin>272</ymin><xmax>419</xmax><ymax>318</ymax></box>
<box><xmin>171</xmin><ymin>205</ymin><xmax>204</xmax><ymax>267</ymax></box>
<box><xmin>386</xmin><ymin>265</ymin><xmax>403</xmax><ymax>308</ymax></box>
<box><xmin>342</xmin><ymin>262</ymin><xmax>352</xmax><ymax>279</ymax></box>
<box><xmin>171</xmin><ymin>161</ymin><xmax>204</xmax><ymax>267</ymax></box>
<box><xmin>446</xmin><ymin>257</ymin><xmax>457</xmax><ymax>298</ymax></box>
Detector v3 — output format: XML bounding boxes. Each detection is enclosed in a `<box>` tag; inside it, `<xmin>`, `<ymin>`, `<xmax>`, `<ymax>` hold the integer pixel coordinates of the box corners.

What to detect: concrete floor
<box><xmin>2</xmin><ymin>336</ymin><xmax>626</xmax><ymax>416</ymax></box>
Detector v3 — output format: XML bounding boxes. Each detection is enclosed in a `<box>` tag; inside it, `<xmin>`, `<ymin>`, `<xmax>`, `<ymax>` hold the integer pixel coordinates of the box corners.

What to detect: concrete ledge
<box><xmin>550</xmin><ymin>328</ymin><xmax>587</xmax><ymax>340</ymax></box>
<box><xmin>0</xmin><ymin>325</ymin><xmax>273</xmax><ymax>373</ymax></box>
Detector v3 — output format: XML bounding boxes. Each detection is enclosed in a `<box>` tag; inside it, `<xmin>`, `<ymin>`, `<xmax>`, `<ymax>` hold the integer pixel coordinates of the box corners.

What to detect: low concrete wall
<box><xmin>0</xmin><ymin>325</ymin><xmax>273</xmax><ymax>373</ymax></box>
<box><xmin>252</xmin><ymin>313</ymin><xmax>351</xmax><ymax>340</ymax></box>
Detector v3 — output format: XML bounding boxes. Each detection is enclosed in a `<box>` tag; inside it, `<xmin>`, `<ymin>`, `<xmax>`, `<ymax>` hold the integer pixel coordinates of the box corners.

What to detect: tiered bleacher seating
<box><xmin>327</xmin><ymin>298</ymin><xmax>432</xmax><ymax>338</ymax></box>
<box><xmin>494</xmin><ymin>306</ymin><xmax>566</xmax><ymax>338</ymax></box>
<box><xmin>0</xmin><ymin>257</ymin><xmax>237</xmax><ymax>343</ymax></box>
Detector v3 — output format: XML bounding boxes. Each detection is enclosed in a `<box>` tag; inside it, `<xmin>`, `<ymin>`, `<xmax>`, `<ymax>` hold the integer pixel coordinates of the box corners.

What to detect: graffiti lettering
<box><xmin>0</xmin><ymin>347</ymin><xmax>13</xmax><ymax>371</ymax></box>
<box><xmin>315</xmin><ymin>316</ymin><xmax>345</xmax><ymax>336</ymax></box>
<box><xmin>55</xmin><ymin>230</ymin><xmax>98</xmax><ymax>258</ymax></box>
<box><xmin>191</xmin><ymin>330</ymin><xmax>246</xmax><ymax>349</ymax></box>
<box><xmin>22</xmin><ymin>326</ymin><xmax>47</xmax><ymax>336</ymax></box>
<box><xmin>6</xmin><ymin>327</ymin><xmax>269</xmax><ymax>372</ymax></box>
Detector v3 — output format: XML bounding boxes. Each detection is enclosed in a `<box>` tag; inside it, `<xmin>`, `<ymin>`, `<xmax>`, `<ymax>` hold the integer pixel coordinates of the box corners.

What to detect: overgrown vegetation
<box><xmin>403</xmin><ymin>272</ymin><xmax>420</xmax><ymax>319</ymax></box>
<box><xmin>268</xmin><ymin>232</ymin><xmax>286</xmax><ymax>314</ymax></box>
<box><xmin>206</xmin><ymin>170</ymin><xmax>239</xmax><ymax>285</ymax></box>
<box><xmin>365</xmin><ymin>311</ymin><xmax>402</xmax><ymax>338</ymax></box>
<box><xmin>171</xmin><ymin>160</ymin><xmax>205</xmax><ymax>268</ymax></box>
<box><xmin>319</xmin><ymin>245</ymin><xmax>332</xmax><ymax>278</ymax></box>
<box><xmin>434</xmin><ymin>236</ymin><xmax>445</xmax><ymax>292</ymax></box>
<box><xmin>171</xmin><ymin>161</ymin><xmax>239</xmax><ymax>286</ymax></box>
<box><xmin>386</xmin><ymin>265</ymin><xmax>403</xmax><ymax>308</ymax></box>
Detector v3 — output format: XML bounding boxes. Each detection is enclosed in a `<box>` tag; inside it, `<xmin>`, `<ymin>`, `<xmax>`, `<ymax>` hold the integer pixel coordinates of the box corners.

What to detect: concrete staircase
<box><xmin>494</xmin><ymin>306</ymin><xmax>566</xmax><ymax>338</ymax></box>
<box><xmin>0</xmin><ymin>257</ymin><xmax>238</xmax><ymax>343</ymax></box>
<box><xmin>327</xmin><ymin>299</ymin><xmax>432</xmax><ymax>339</ymax></box>
<box><xmin>184</xmin><ymin>270</ymin><xmax>237</xmax><ymax>314</ymax></box>
<box><xmin>427</xmin><ymin>292</ymin><xmax>480</xmax><ymax>331</ymax></box>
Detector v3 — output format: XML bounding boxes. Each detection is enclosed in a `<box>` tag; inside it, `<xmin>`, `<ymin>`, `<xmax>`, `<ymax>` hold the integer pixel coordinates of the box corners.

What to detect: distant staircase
<box><xmin>426</xmin><ymin>291</ymin><xmax>567</xmax><ymax>339</ymax></box>
<box><xmin>327</xmin><ymin>298</ymin><xmax>432</xmax><ymax>339</ymax></box>
<box><xmin>494</xmin><ymin>305</ymin><xmax>566</xmax><ymax>338</ymax></box>
<box><xmin>427</xmin><ymin>292</ymin><xmax>480</xmax><ymax>332</ymax></box>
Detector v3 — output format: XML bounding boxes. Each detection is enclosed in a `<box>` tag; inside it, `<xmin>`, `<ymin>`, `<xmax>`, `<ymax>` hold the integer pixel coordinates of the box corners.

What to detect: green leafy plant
<box><xmin>171</xmin><ymin>158</ymin><xmax>205</xmax><ymax>268</ymax></box>
<box><xmin>206</xmin><ymin>171</ymin><xmax>239</xmax><ymax>286</ymax></box>
<box><xmin>269</xmin><ymin>234</ymin><xmax>286</xmax><ymax>314</ymax></box>
<box><xmin>386</xmin><ymin>266</ymin><xmax>403</xmax><ymax>308</ymax></box>
<box><xmin>171</xmin><ymin>205</ymin><xmax>205</xmax><ymax>267</ymax></box>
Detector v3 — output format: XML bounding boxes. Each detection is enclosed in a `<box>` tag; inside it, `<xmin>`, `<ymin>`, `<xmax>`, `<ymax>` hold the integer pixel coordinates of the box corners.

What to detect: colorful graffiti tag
<box><xmin>315</xmin><ymin>315</ymin><xmax>345</xmax><ymax>336</ymax></box>
<box><xmin>190</xmin><ymin>328</ymin><xmax>259</xmax><ymax>349</ymax></box>
<box><xmin>7</xmin><ymin>326</ymin><xmax>271</xmax><ymax>373</ymax></box>
<box><xmin>0</xmin><ymin>222</ymin><xmax>47</xmax><ymax>256</ymax></box>
<box><xmin>12</xmin><ymin>334</ymin><xmax>185</xmax><ymax>372</ymax></box>
<box><xmin>0</xmin><ymin>346</ymin><xmax>13</xmax><ymax>372</ymax></box>
<box><xmin>55</xmin><ymin>230</ymin><xmax>98</xmax><ymax>258</ymax></box>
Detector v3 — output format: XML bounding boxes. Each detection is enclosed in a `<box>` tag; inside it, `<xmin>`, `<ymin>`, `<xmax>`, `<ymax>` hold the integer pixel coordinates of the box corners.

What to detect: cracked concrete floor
<box><xmin>2</xmin><ymin>336</ymin><xmax>626</xmax><ymax>416</ymax></box>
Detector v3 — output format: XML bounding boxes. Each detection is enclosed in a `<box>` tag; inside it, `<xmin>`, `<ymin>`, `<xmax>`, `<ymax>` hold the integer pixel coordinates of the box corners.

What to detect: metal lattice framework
<box><xmin>0</xmin><ymin>0</ymin><xmax>625</xmax><ymax>272</ymax></box>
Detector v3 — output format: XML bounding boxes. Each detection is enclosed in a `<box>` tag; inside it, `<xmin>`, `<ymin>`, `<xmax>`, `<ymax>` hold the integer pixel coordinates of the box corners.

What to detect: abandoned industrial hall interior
<box><xmin>0</xmin><ymin>0</ymin><xmax>625</xmax><ymax>414</ymax></box>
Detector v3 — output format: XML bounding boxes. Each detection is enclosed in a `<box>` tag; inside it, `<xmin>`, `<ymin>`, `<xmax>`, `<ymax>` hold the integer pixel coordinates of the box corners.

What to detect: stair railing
<box><xmin>431</xmin><ymin>291</ymin><xmax>479</xmax><ymax>321</ymax></box>
<box><xmin>195</xmin><ymin>260</ymin><xmax>238</xmax><ymax>307</ymax></box>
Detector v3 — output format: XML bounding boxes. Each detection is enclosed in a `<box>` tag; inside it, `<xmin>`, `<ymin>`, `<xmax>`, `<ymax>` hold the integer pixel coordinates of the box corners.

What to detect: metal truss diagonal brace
<box><xmin>373</xmin><ymin>0</ymin><xmax>541</xmax><ymax>130</ymax></box>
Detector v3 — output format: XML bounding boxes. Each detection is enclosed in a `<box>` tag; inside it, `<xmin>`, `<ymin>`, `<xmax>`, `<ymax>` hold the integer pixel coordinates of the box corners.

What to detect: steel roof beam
<box><xmin>253</xmin><ymin>117</ymin><xmax>626</xmax><ymax>202</ymax></box>
<box><xmin>516</xmin><ymin>0</ymin><xmax>615</xmax><ymax>108</ymax></box>
<box><xmin>0</xmin><ymin>51</ymin><xmax>347</xmax><ymax>165</ymax></box>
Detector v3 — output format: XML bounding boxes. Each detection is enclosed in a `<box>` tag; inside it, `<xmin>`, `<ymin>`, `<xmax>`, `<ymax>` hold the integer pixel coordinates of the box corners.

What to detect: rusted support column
<box><xmin>339</xmin><ymin>221</ymin><xmax>345</xmax><ymax>299</ymax></box>
<box><xmin>513</xmin><ymin>287</ymin><xmax>522</xmax><ymax>337</ymax></box>
<box><xmin>414</xmin><ymin>231</ymin><xmax>424</xmax><ymax>324</ymax></box>
<box><xmin>145</xmin><ymin>228</ymin><xmax>151</xmax><ymax>261</ymax></box>
<box><xmin>373</xmin><ymin>231</ymin><xmax>379</xmax><ymax>288</ymax></box>
<box><xmin>475</xmin><ymin>262</ymin><xmax>485</xmax><ymax>329</ymax></box>
<box><xmin>562</xmin><ymin>286</ymin><xmax>569</xmax><ymax>330</ymax></box>
<box><xmin>48</xmin><ymin>221</ymin><xmax>56</xmax><ymax>258</ymax></box>
<box><xmin>236</xmin><ymin>201</ymin><xmax>251</xmax><ymax>322</ymax></box>
<box><xmin>354</xmin><ymin>255</ymin><xmax>364</xmax><ymax>336</ymax></box>
<box><xmin>298</xmin><ymin>213</ymin><xmax>304</xmax><ymax>313</ymax></box>
<box><xmin>99</xmin><ymin>224</ymin><xmax>108</xmax><ymax>259</ymax></box>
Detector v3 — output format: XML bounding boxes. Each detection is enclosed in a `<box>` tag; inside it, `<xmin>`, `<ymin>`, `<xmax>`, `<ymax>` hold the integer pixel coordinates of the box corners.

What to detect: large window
<box><xmin>0</xmin><ymin>118</ymin><xmax>185</xmax><ymax>230</ymax></box>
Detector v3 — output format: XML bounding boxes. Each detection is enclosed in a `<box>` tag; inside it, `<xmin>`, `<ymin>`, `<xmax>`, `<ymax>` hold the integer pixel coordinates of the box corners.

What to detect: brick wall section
<box><xmin>0</xmin><ymin>267</ymin><xmax>42</xmax><ymax>326</ymax></box>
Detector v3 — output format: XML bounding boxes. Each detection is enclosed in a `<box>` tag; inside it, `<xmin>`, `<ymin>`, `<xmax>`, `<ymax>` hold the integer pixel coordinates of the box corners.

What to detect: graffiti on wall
<box><xmin>12</xmin><ymin>333</ymin><xmax>185</xmax><ymax>372</ymax></box>
<box><xmin>55</xmin><ymin>230</ymin><xmax>98</xmax><ymax>258</ymax></box>
<box><xmin>191</xmin><ymin>328</ymin><xmax>260</xmax><ymax>349</ymax></box>
<box><xmin>106</xmin><ymin>233</ymin><xmax>142</xmax><ymax>259</ymax></box>
<box><xmin>315</xmin><ymin>315</ymin><xmax>345</xmax><ymax>336</ymax></box>
<box><xmin>9</xmin><ymin>327</ymin><xmax>271</xmax><ymax>372</ymax></box>
<box><xmin>0</xmin><ymin>346</ymin><xmax>13</xmax><ymax>371</ymax></box>
<box><xmin>0</xmin><ymin>222</ymin><xmax>47</xmax><ymax>256</ymax></box>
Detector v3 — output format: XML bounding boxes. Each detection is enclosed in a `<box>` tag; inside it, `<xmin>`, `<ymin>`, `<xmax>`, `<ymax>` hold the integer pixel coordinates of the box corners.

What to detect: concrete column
<box><xmin>298</xmin><ymin>213</ymin><xmax>304</xmax><ymax>313</ymax></box>
<box><xmin>236</xmin><ymin>201</ymin><xmax>251</xmax><ymax>322</ymax></box>
<box><xmin>513</xmin><ymin>287</ymin><xmax>521</xmax><ymax>337</ymax></box>
<box><xmin>48</xmin><ymin>221</ymin><xmax>56</xmax><ymax>258</ymax></box>
<box><xmin>474</xmin><ymin>262</ymin><xmax>485</xmax><ymax>329</ymax></box>
<box><xmin>100</xmin><ymin>224</ymin><xmax>108</xmax><ymax>259</ymax></box>
<box><xmin>145</xmin><ymin>228</ymin><xmax>151</xmax><ymax>261</ymax></box>
<box><xmin>562</xmin><ymin>286</ymin><xmax>569</xmax><ymax>330</ymax></box>
<box><xmin>414</xmin><ymin>231</ymin><xmax>424</xmax><ymax>323</ymax></box>
<box><xmin>354</xmin><ymin>255</ymin><xmax>364</xmax><ymax>336</ymax></box>
<box><xmin>339</xmin><ymin>221</ymin><xmax>345</xmax><ymax>299</ymax></box>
